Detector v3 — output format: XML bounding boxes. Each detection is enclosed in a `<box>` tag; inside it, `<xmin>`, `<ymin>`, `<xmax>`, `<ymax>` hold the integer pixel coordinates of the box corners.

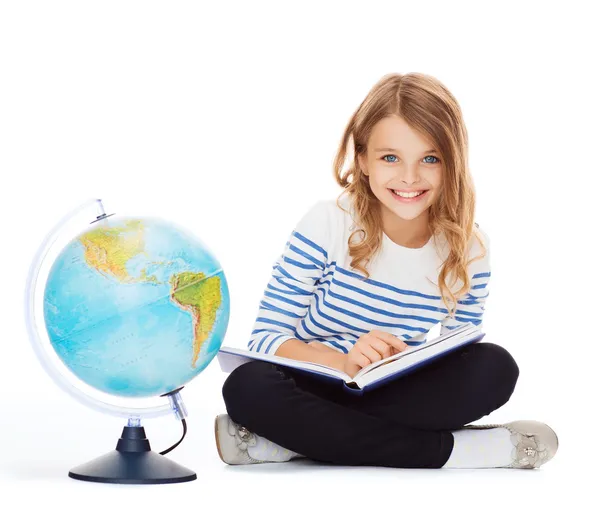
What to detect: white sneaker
<box><xmin>460</xmin><ymin>419</ymin><xmax>559</xmax><ymax>468</ymax></box>
<box><xmin>214</xmin><ymin>414</ymin><xmax>303</xmax><ymax>465</ymax></box>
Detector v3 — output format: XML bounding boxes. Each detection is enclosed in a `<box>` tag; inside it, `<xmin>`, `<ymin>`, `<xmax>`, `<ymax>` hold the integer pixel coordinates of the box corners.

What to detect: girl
<box><xmin>214</xmin><ymin>72</ymin><xmax>558</xmax><ymax>469</ymax></box>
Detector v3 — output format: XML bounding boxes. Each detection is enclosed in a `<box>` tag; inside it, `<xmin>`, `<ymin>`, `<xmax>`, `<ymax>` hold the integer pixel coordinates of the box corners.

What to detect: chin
<box><xmin>383</xmin><ymin>196</ymin><xmax>431</xmax><ymax>220</ymax></box>
<box><xmin>390</xmin><ymin>209</ymin><xmax>428</xmax><ymax>222</ymax></box>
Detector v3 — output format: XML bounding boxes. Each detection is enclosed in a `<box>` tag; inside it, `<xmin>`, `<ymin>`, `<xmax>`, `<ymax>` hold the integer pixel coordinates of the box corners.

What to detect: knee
<box><xmin>222</xmin><ymin>360</ymin><xmax>272</xmax><ymax>403</ymax></box>
<box><xmin>221</xmin><ymin>361</ymin><xmax>280</xmax><ymax>421</ymax></box>
<box><xmin>473</xmin><ymin>342</ymin><xmax>520</xmax><ymax>401</ymax></box>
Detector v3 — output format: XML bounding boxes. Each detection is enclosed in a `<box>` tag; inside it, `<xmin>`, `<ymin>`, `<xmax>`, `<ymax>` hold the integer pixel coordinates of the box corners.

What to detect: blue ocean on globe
<box><xmin>43</xmin><ymin>216</ymin><xmax>230</xmax><ymax>398</ymax></box>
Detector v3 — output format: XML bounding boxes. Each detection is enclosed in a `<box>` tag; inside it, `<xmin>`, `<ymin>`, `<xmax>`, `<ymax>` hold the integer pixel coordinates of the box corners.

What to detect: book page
<box><xmin>217</xmin><ymin>346</ymin><xmax>352</xmax><ymax>382</ymax></box>
<box><xmin>354</xmin><ymin>327</ymin><xmax>484</xmax><ymax>388</ymax></box>
<box><xmin>351</xmin><ymin>323</ymin><xmax>473</xmax><ymax>381</ymax></box>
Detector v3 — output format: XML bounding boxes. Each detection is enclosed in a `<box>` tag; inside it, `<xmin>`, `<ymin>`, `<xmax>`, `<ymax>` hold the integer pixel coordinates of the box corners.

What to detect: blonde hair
<box><xmin>333</xmin><ymin>72</ymin><xmax>487</xmax><ymax>319</ymax></box>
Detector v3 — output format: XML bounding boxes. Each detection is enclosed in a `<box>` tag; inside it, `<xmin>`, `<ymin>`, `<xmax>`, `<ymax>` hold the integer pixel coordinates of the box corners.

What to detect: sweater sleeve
<box><xmin>440</xmin><ymin>226</ymin><xmax>491</xmax><ymax>335</ymax></box>
<box><xmin>247</xmin><ymin>200</ymin><xmax>332</xmax><ymax>354</ymax></box>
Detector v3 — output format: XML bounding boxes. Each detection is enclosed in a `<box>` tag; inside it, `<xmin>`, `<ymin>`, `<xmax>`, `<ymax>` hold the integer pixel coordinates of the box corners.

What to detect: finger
<box><xmin>357</xmin><ymin>343</ymin><xmax>384</xmax><ymax>363</ymax></box>
<box><xmin>351</xmin><ymin>351</ymin><xmax>372</xmax><ymax>369</ymax></box>
<box><xmin>371</xmin><ymin>330</ymin><xmax>409</xmax><ymax>351</ymax></box>
<box><xmin>365</xmin><ymin>337</ymin><xmax>393</xmax><ymax>358</ymax></box>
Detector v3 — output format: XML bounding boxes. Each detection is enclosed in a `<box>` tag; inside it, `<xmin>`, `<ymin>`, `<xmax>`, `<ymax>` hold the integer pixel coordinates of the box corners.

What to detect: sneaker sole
<box><xmin>214</xmin><ymin>415</ymin><xmax>225</xmax><ymax>463</ymax></box>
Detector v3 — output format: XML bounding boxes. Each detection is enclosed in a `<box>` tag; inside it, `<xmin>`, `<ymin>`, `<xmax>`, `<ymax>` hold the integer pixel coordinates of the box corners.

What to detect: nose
<box><xmin>400</xmin><ymin>164</ymin><xmax>421</xmax><ymax>185</ymax></box>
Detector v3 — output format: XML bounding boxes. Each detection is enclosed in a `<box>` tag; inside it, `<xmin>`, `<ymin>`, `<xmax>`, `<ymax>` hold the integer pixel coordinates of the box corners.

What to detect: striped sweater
<box><xmin>248</xmin><ymin>193</ymin><xmax>491</xmax><ymax>355</ymax></box>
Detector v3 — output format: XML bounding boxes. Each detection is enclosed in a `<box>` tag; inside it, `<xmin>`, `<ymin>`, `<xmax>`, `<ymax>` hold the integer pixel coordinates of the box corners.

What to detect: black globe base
<box><xmin>68</xmin><ymin>424</ymin><xmax>197</xmax><ymax>484</ymax></box>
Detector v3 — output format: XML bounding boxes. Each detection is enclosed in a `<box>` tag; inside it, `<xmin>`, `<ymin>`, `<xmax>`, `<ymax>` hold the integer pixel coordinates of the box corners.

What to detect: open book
<box><xmin>217</xmin><ymin>323</ymin><xmax>486</xmax><ymax>395</ymax></box>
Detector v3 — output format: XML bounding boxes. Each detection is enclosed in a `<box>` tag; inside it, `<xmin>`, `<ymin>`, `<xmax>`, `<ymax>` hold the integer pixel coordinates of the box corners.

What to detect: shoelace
<box><xmin>228</xmin><ymin>420</ymin><xmax>257</xmax><ymax>450</ymax></box>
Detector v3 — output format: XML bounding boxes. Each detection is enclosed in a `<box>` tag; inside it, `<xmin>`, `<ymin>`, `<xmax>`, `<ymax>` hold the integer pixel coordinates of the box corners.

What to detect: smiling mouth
<box><xmin>389</xmin><ymin>189</ymin><xmax>429</xmax><ymax>198</ymax></box>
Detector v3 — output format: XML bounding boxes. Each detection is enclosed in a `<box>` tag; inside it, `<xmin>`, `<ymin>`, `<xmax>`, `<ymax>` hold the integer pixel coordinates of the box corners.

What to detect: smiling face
<box><xmin>358</xmin><ymin>114</ymin><xmax>443</xmax><ymax>242</ymax></box>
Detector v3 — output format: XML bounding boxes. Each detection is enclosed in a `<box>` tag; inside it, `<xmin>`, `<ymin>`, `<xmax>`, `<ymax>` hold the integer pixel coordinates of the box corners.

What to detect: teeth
<box><xmin>393</xmin><ymin>190</ymin><xmax>425</xmax><ymax>198</ymax></box>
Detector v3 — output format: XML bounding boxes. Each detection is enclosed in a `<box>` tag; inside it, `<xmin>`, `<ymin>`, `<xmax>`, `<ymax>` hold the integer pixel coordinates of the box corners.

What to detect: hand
<box><xmin>343</xmin><ymin>330</ymin><xmax>409</xmax><ymax>378</ymax></box>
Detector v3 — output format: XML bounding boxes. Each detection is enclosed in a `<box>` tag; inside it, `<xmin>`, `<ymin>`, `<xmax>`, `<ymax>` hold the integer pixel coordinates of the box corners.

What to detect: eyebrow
<box><xmin>374</xmin><ymin>148</ymin><xmax>438</xmax><ymax>154</ymax></box>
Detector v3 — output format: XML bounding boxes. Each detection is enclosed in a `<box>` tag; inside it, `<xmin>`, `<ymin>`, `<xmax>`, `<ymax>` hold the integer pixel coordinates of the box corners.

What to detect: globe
<box><xmin>25</xmin><ymin>199</ymin><xmax>231</xmax><ymax>484</ymax></box>
<box><xmin>43</xmin><ymin>215</ymin><xmax>230</xmax><ymax>399</ymax></box>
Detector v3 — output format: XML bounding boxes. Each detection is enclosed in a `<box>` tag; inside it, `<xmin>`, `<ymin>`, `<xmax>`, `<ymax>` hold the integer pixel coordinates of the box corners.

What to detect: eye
<box><xmin>423</xmin><ymin>155</ymin><xmax>440</xmax><ymax>164</ymax></box>
<box><xmin>381</xmin><ymin>154</ymin><xmax>441</xmax><ymax>164</ymax></box>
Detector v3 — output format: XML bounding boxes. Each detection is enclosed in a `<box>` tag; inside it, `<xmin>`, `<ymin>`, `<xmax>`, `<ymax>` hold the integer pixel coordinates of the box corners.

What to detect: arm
<box><xmin>247</xmin><ymin>201</ymin><xmax>337</xmax><ymax>356</ymax></box>
<box><xmin>441</xmin><ymin>226</ymin><xmax>491</xmax><ymax>334</ymax></box>
<box><xmin>275</xmin><ymin>339</ymin><xmax>347</xmax><ymax>371</ymax></box>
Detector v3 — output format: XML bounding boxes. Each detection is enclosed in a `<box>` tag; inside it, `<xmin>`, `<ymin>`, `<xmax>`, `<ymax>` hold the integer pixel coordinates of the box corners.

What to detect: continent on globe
<box><xmin>43</xmin><ymin>215</ymin><xmax>230</xmax><ymax>399</ymax></box>
<box><xmin>80</xmin><ymin>219</ymin><xmax>161</xmax><ymax>284</ymax></box>
<box><xmin>170</xmin><ymin>271</ymin><xmax>222</xmax><ymax>368</ymax></box>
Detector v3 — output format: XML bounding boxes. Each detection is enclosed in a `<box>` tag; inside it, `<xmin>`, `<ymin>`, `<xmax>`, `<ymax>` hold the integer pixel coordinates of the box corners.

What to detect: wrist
<box><xmin>315</xmin><ymin>349</ymin><xmax>347</xmax><ymax>371</ymax></box>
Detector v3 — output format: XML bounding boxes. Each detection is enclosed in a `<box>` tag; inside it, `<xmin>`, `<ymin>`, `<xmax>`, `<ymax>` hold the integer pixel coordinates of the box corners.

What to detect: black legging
<box><xmin>221</xmin><ymin>341</ymin><xmax>520</xmax><ymax>468</ymax></box>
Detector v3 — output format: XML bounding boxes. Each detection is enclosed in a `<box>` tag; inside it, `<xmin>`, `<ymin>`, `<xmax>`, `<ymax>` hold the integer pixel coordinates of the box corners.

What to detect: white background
<box><xmin>0</xmin><ymin>0</ymin><xmax>597</xmax><ymax>507</ymax></box>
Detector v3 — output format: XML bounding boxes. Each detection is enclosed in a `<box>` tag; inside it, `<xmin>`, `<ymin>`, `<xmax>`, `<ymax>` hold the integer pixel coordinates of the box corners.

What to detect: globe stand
<box><xmin>68</xmin><ymin>388</ymin><xmax>197</xmax><ymax>484</ymax></box>
<box><xmin>68</xmin><ymin>425</ymin><xmax>196</xmax><ymax>484</ymax></box>
<box><xmin>24</xmin><ymin>200</ymin><xmax>226</xmax><ymax>485</ymax></box>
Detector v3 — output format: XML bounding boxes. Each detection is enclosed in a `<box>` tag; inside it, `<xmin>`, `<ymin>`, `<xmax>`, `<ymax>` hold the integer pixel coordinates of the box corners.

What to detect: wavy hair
<box><xmin>333</xmin><ymin>72</ymin><xmax>487</xmax><ymax>318</ymax></box>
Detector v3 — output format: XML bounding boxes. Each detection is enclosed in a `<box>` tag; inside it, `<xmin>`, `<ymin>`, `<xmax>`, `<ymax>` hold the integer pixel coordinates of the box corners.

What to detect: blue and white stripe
<box><xmin>248</xmin><ymin>229</ymin><xmax>328</xmax><ymax>355</ymax></box>
<box><xmin>248</xmin><ymin>228</ymin><xmax>490</xmax><ymax>355</ymax></box>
